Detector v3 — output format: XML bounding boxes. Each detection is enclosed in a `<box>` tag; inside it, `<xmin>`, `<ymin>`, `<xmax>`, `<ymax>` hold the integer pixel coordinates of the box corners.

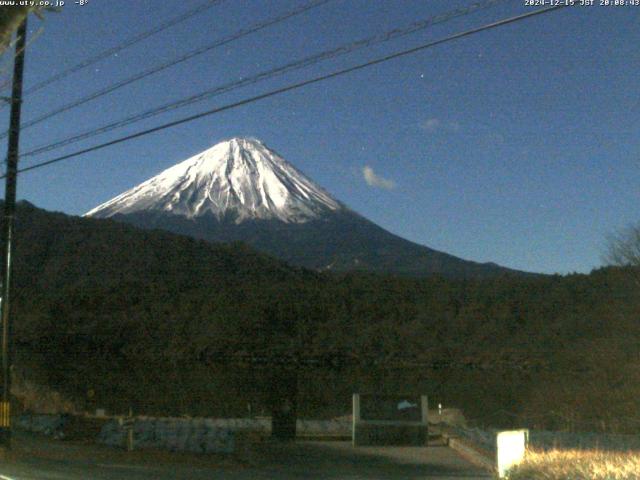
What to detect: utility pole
<box><xmin>0</xmin><ymin>17</ymin><xmax>28</xmax><ymax>451</ymax></box>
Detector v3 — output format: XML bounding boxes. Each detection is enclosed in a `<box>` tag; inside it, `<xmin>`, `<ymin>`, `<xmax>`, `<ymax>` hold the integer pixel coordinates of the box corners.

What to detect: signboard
<box><xmin>359</xmin><ymin>394</ymin><xmax>422</xmax><ymax>422</ymax></box>
<box><xmin>352</xmin><ymin>394</ymin><xmax>428</xmax><ymax>446</ymax></box>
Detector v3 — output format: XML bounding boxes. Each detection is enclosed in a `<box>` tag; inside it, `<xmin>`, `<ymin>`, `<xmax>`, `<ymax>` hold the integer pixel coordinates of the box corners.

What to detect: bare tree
<box><xmin>0</xmin><ymin>7</ymin><xmax>31</xmax><ymax>57</ymax></box>
<box><xmin>604</xmin><ymin>224</ymin><xmax>640</xmax><ymax>267</ymax></box>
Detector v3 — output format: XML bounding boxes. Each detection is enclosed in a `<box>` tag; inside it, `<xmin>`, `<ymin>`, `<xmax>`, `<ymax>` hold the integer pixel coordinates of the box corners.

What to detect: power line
<box><xmin>0</xmin><ymin>17</ymin><xmax>28</xmax><ymax>451</ymax></box>
<box><xmin>0</xmin><ymin>0</ymin><xmax>332</xmax><ymax>140</ymax></box>
<box><xmin>8</xmin><ymin>5</ymin><xmax>569</xmax><ymax>179</ymax></box>
<box><xmin>21</xmin><ymin>0</ymin><xmax>508</xmax><ymax>160</ymax></box>
<box><xmin>0</xmin><ymin>0</ymin><xmax>224</xmax><ymax>102</ymax></box>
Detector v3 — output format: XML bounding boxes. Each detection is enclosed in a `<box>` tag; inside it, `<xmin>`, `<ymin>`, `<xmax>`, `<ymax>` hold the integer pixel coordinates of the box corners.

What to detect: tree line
<box><xmin>7</xmin><ymin>201</ymin><xmax>640</xmax><ymax>433</ymax></box>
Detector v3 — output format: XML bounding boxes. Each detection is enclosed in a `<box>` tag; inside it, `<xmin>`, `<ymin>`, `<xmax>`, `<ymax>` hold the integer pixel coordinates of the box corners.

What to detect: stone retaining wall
<box><xmin>97</xmin><ymin>418</ymin><xmax>235</xmax><ymax>453</ymax></box>
<box><xmin>15</xmin><ymin>413</ymin><xmax>68</xmax><ymax>438</ymax></box>
<box><xmin>15</xmin><ymin>413</ymin><xmax>351</xmax><ymax>454</ymax></box>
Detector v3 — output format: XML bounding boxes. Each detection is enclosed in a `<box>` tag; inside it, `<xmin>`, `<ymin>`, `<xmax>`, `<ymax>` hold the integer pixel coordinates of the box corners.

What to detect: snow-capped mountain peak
<box><xmin>85</xmin><ymin>137</ymin><xmax>342</xmax><ymax>223</ymax></box>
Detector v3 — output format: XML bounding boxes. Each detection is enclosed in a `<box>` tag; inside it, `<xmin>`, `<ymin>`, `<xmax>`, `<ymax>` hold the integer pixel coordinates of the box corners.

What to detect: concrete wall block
<box><xmin>155</xmin><ymin>420</ymin><xmax>170</xmax><ymax>441</ymax></box>
<box><xmin>133</xmin><ymin>421</ymin><xmax>156</xmax><ymax>447</ymax></box>
<box><xmin>97</xmin><ymin>419</ymin><xmax>125</xmax><ymax>447</ymax></box>
<box><xmin>183</xmin><ymin>434</ymin><xmax>199</xmax><ymax>453</ymax></box>
<box><xmin>96</xmin><ymin>418</ymin><xmax>236</xmax><ymax>454</ymax></box>
<box><xmin>203</xmin><ymin>418</ymin><xmax>215</xmax><ymax>429</ymax></box>
<box><xmin>16</xmin><ymin>413</ymin><xmax>66</xmax><ymax>435</ymax></box>
<box><xmin>297</xmin><ymin>419</ymin><xmax>350</xmax><ymax>434</ymax></box>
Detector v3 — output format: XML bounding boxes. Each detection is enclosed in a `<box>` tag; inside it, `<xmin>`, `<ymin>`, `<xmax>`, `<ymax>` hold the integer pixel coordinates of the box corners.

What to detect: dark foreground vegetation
<box><xmin>7</xmin><ymin>202</ymin><xmax>640</xmax><ymax>433</ymax></box>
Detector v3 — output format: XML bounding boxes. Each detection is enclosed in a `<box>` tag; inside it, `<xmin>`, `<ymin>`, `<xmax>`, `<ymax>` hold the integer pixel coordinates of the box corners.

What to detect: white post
<box><xmin>126</xmin><ymin>407</ymin><xmax>134</xmax><ymax>452</ymax></box>
<box><xmin>352</xmin><ymin>394</ymin><xmax>360</xmax><ymax>446</ymax></box>
<box><xmin>496</xmin><ymin>429</ymin><xmax>528</xmax><ymax>478</ymax></box>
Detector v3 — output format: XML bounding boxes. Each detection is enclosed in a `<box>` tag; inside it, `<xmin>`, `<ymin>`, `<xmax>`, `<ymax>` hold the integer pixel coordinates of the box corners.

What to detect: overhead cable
<box><xmin>2</xmin><ymin>0</ymin><xmax>225</xmax><ymax>101</ymax></box>
<box><xmin>22</xmin><ymin>0</ymin><xmax>508</xmax><ymax>159</ymax></box>
<box><xmin>0</xmin><ymin>0</ymin><xmax>332</xmax><ymax>138</ymax></box>
<box><xmin>9</xmin><ymin>5</ymin><xmax>568</xmax><ymax>178</ymax></box>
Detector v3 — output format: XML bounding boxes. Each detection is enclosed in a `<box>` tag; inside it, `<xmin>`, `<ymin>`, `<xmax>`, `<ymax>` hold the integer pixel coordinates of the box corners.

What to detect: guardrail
<box><xmin>439</xmin><ymin>423</ymin><xmax>640</xmax><ymax>478</ymax></box>
<box><xmin>437</xmin><ymin>424</ymin><xmax>528</xmax><ymax>478</ymax></box>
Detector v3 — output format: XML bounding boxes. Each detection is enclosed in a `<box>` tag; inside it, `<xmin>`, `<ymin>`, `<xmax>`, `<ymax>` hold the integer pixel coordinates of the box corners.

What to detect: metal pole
<box><xmin>127</xmin><ymin>407</ymin><xmax>133</xmax><ymax>451</ymax></box>
<box><xmin>0</xmin><ymin>17</ymin><xmax>28</xmax><ymax>450</ymax></box>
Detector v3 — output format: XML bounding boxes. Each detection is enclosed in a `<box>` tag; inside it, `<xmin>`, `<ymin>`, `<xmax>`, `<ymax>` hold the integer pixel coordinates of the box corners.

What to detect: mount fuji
<box><xmin>87</xmin><ymin>137</ymin><xmax>522</xmax><ymax>278</ymax></box>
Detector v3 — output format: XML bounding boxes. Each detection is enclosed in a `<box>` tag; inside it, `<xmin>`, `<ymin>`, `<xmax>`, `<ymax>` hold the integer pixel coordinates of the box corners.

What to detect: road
<box><xmin>0</xmin><ymin>432</ymin><xmax>492</xmax><ymax>479</ymax></box>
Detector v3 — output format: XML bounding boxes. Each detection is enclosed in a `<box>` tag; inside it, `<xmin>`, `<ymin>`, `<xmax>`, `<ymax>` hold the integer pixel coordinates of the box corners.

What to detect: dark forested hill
<box><xmin>6</xmin><ymin>201</ymin><xmax>640</xmax><ymax>433</ymax></box>
<box><xmin>111</xmin><ymin>208</ymin><xmax>527</xmax><ymax>279</ymax></box>
<box><xmin>87</xmin><ymin>137</ymin><xmax>527</xmax><ymax>279</ymax></box>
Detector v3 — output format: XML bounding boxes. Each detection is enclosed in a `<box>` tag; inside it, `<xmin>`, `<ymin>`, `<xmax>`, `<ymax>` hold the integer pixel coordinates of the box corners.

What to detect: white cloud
<box><xmin>421</xmin><ymin>118</ymin><xmax>441</xmax><ymax>132</ymax></box>
<box><xmin>420</xmin><ymin>118</ymin><xmax>460</xmax><ymax>133</ymax></box>
<box><xmin>362</xmin><ymin>166</ymin><xmax>396</xmax><ymax>190</ymax></box>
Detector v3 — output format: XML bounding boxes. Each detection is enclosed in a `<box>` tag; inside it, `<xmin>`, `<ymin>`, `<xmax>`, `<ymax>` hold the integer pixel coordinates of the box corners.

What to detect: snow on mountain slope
<box><xmin>86</xmin><ymin>137</ymin><xmax>342</xmax><ymax>223</ymax></box>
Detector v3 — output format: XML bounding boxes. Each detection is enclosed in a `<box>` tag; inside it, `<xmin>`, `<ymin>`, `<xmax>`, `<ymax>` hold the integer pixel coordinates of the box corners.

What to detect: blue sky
<box><xmin>0</xmin><ymin>0</ymin><xmax>638</xmax><ymax>274</ymax></box>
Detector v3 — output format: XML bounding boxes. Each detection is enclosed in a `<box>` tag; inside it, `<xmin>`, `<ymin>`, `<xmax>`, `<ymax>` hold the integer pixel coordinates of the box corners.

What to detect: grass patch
<box><xmin>507</xmin><ymin>449</ymin><xmax>640</xmax><ymax>480</ymax></box>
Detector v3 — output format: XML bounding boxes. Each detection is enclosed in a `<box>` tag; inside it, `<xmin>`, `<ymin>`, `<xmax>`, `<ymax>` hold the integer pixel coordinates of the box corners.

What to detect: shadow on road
<box><xmin>1</xmin><ymin>432</ymin><xmax>492</xmax><ymax>480</ymax></box>
<box><xmin>241</xmin><ymin>440</ymin><xmax>493</xmax><ymax>479</ymax></box>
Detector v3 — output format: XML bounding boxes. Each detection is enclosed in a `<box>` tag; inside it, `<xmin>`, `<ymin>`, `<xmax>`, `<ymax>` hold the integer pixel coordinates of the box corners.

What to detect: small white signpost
<box><xmin>496</xmin><ymin>429</ymin><xmax>528</xmax><ymax>478</ymax></box>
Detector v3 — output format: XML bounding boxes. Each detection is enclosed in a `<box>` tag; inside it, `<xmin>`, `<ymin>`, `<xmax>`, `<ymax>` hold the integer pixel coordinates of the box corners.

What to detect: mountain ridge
<box><xmin>86</xmin><ymin>137</ymin><xmax>341</xmax><ymax>223</ymax></box>
<box><xmin>87</xmin><ymin>137</ymin><xmax>530</xmax><ymax>278</ymax></box>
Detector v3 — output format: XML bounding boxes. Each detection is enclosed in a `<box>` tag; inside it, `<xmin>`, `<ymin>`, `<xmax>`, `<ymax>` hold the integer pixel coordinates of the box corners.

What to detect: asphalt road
<box><xmin>0</xmin><ymin>432</ymin><xmax>492</xmax><ymax>479</ymax></box>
